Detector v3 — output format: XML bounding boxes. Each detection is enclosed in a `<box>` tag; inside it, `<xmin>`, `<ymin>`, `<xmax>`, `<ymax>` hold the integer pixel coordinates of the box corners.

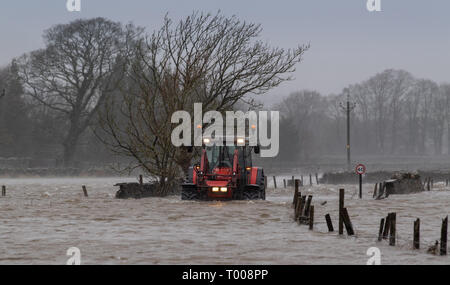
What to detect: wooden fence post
<box><xmin>389</xmin><ymin>212</ymin><xmax>396</xmax><ymax>246</ymax></box>
<box><xmin>301</xmin><ymin>175</ymin><xmax>304</xmax><ymax>186</ymax></box>
<box><xmin>339</xmin><ymin>189</ymin><xmax>344</xmax><ymax>235</ymax></box>
<box><xmin>373</xmin><ymin>183</ymin><xmax>378</xmax><ymax>198</ymax></box>
<box><xmin>309</xmin><ymin>206</ymin><xmax>314</xmax><ymax>230</ymax></box>
<box><xmin>341</xmin><ymin>208</ymin><xmax>355</xmax><ymax>236</ymax></box>
<box><xmin>292</xmin><ymin>176</ymin><xmax>295</xmax><ymax>187</ymax></box>
<box><xmin>441</xmin><ymin>216</ymin><xmax>448</xmax><ymax>256</ymax></box>
<box><xmin>139</xmin><ymin>175</ymin><xmax>143</xmax><ymax>185</ymax></box>
<box><xmin>304</xmin><ymin>195</ymin><xmax>313</xmax><ymax>217</ymax></box>
<box><xmin>413</xmin><ymin>218</ymin><xmax>420</xmax><ymax>249</ymax></box>
<box><xmin>325</xmin><ymin>214</ymin><xmax>334</xmax><ymax>232</ymax></box>
<box><xmin>1</xmin><ymin>185</ymin><xmax>5</xmax><ymax>197</ymax></box>
<box><xmin>298</xmin><ymin>195</ymin><xmax>306</xmax><ymax>223</ymax></box>
<box><xmin>296</xmin><ymin>196</ymin><xmax>306</xmax><ymax>223</ymax></box>
<box><xmin>273</xmin><ymin>176</ymin><xmax>277</xmax><ymax>189</ymax></box>
<box><xmin>378</xmin><ymin>218</ymin><xmax>385</xmax><ymax>242</ymax></box>
<box><xmin>309</xmin><ymin>174</ymin><xmax>312</xmax><ymax>186</ymax></box>
<box><xmin>315</xmin><ymin>173</ymin><xmax>319</xmax><ymax>185</ymax></box>
<box><xmin>283</xmin><ymin>179</ymin><xmax>286</xmax><ymax>188</ymax></box>
<box><xmin>382</xmin><ymin>213</ymin><xmax>391</xmax><ymax>240</ymax></box>
<box><xmin>293</xmin><ymin>179</ymin><xmax>299</xmax><ymax>206</ymax></box>
<box><xmin>82</xmin><ymin>185</ymin><xmax>88</xmax><ymax>197</ymax></box>
<box><xmin>294</xmin><ymin>192</ymin><xmax>302</xmax><ymax>221</ymax></box>
<box><xmin>264</xmin><ymin>176</ymin><xmax>267</xmax><ymax>189</ymax></box>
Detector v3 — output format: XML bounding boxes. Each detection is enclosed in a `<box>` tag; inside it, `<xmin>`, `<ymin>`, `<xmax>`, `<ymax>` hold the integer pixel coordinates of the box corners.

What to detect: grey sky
<box><xmin>1</xmin><ymin>0</ymin><xmax>449</xmax><ymax>105</ymax></box>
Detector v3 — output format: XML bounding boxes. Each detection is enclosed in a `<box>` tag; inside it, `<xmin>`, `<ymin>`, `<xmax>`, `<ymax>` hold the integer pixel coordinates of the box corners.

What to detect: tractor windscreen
<box><xmin>205</xmin><ymin>145</ymin><xmax>236</xmax><ymax>171</ymax></box>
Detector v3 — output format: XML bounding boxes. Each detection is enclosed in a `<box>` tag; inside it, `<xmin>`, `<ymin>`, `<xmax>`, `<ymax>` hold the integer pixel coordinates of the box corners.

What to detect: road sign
<box><xmin>355</xmin><ymin>164</ymin><xmax>366</xmax><ymax>175</ymax></box>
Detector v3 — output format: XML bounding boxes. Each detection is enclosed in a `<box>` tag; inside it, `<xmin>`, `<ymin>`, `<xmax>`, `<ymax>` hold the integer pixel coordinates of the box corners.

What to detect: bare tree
<box><xmin>431</xmin><ymin>84</ymin><xmax>450</xmax><ymax>155</ymax></box>
<box><xmin>354</xmin><ymin>69</ymin><xmax>413</xmax><ymax>154</ymax></box>
<box><xmin>404</xmin><ymin>80</ymin><xmax>422</xmax><ymax>154</ymax></box>
<box><xmin>351</xmin><ymin>83</ymin><xmax>372</xmax><ymax>152</ymax></box>
<box><xmin>98</xmin><ymin>11</ymin><xmax>309</xmax><ymax>195</ymax></box>
<box><xmin>386</xmin><ymin>70</ymin><xmax>413</xmax><ymax>154</ymax></box>
<box><xmin>0</xmin><ymin>65</ymin><xmax>33</xmax><ymax>157</ymax></box>
<box><xmin>277</xmin><ymin>90</ymin><xmax>326</xmax><ymax>161</ymax></box>
<box><xmin>363</xmin><ymin>71</ymin><xmax>392</xmax><ymax>154</ymax></box>
<box><xmin>327</xmin><ymin>93</ymin><xmax>345</xmax><ymax>148</ymax></box>
<box><xmin>16</xmin><ymin>18</ymin><xmax>141</xmax><ymax>167</ymax></box>
<box><xmin>415</xmin><ymin>79</ymin><xmax>439</xmax><ymax>154</ymax></box>
<box><xmin>442</xmin><ymin>84</ymin><xmax>450</xmax><ymax>154</ymax></box>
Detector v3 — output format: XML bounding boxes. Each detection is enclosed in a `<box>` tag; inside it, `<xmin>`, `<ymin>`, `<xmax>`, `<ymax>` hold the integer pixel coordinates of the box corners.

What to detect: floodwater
<box><xmin>0</xmin><ymin>177</ymin><xmax>448</xmax><ymax>265</ymax></box>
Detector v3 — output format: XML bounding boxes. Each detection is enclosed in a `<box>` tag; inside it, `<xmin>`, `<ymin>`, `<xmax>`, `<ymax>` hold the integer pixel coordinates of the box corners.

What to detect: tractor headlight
<box><xmin>212</xmin><ymin>187</ymin><xmax>219</xmax><ymax>192</ymax></box>
<box><xmin>203</xmin><ymin>138</ymin><xmax>210</xmax><ymax>144</ymax></box>
<box><xmin>220</xmin><ymin>187</ymin><xmax>228</xmax><ymax>192</ymax></box>
<box><xmin>237</xmin><ymin>138</ymin><xmax>245</xmax><ymax>145</ymax></box>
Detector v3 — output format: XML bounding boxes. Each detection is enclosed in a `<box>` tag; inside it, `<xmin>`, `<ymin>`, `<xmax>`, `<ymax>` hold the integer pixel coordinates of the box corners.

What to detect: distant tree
<box><xmin>385</xmin><ymin>70</ymin><xmax>414</xmax><ymax>154</ymax></box>
<box><xmin>404</xmin><ymin>80</ymin><xmax>422</xmax><ymax>154</ymax></box>
<box><xmin>0</xmin><ymin>65</ymin><xmax>32</xmax><ymax>157</ymax></box>
<box><xmin>442</xmin><ymin>84</ymin><xmax>450</xmax><ymax>154</ymax></box>
<box><xmin>16</xmin><ymin>18</ymin><xmax>141</xmax><ymax>167</ymax></box>
<box><xmin>354</xmin><ymin>69</ymin><xmax>413</xmax><ymax>154</ymax></box>
<box><xmin>431</xmin><ymin>84</ymin><xmax>449</xmax><ymax>154</ymax></box>
<box><xmin>350</xmin><ymin>84</ymin><xmax>372</xmax><ymax>153</ymax></box>
<box><xmin>277</xmin><ymin>90</ymin><xmax>326</xmax><ymax>161</ymax></box>
<box><xmin>326</xmin><ymin>94</ymin><xmax>345</xmax><ymax>152</ymax></box>
<box><xmin>362</xmin><ymin>71</ymin><xmax>392</xmax><ymax>153</ymax></box>
<box><xmin>415</xmin><ymin>79</ymin><xmax>439</xmax><ymax>154</ymax></box>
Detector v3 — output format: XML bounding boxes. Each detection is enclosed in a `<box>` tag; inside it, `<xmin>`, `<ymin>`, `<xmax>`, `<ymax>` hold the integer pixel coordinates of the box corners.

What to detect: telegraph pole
<box><xmin>340</xmin><ymin>88</ymin><xmax>356</xmax><ymax>171</ymax></box>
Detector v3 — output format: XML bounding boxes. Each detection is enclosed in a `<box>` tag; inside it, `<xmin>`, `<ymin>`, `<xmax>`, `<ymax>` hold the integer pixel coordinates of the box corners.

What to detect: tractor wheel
<box><xmin>242</xmin><ymin>187</ymin><xmax>264</xmax><ymax>200</ymax></box>
<box><xmin>259</xmin><ymin>176</ymin><xmax>266</xmax><ymax>200</ymax></box>
<box><xmin>181</xmin><ymin>187</ymin><xmax>198</xmax><ymax>200</ymax></box>
<box><xmin>242</xmin><ymin>190</ymin><xmax>259</xmax><ymax>200</ymax></box>
<box><xmin>260</xmin><ymin>185</ymin><xmax>266</xmax><ymax>200</ymax></box>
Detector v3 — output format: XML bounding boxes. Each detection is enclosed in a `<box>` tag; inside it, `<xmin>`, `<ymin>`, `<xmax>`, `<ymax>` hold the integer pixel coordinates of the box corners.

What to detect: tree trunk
<box><xmin>418</xmin><ymin>121</ymin><xmax>427</xmax><ymax>155</ymax></box>
<box><xmin>434</xmin><ymin>127</ymin><xmax>443</xmax><ymax>155</ymax></box>
<box><xmin>177</xmin><ymin>150</ymin><xmax>193</xmax><ymax>177</ymax></box>
<box><xmin>157</xmin><ymin>176</ymin><xmax>171</xmax><ymax>197</ymax></box>
<box><xmin>62</xmin><ymin>123</ymin><xmax>81</xmax><ymax>168</ymax></box>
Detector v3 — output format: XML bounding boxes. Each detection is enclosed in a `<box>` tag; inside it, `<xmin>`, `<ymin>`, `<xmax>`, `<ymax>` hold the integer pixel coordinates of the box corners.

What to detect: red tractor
<box><xmin>181</xmin><ymin>137</ymin><xmax>266</xmax><ymax>200</ymax></box>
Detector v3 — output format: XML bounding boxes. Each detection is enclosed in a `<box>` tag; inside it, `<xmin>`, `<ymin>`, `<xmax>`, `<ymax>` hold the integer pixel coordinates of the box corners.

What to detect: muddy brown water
<box><xmin>0</xmin><ymin>177</ymin><xmax>448</xmax><ymax>264</ymax></box>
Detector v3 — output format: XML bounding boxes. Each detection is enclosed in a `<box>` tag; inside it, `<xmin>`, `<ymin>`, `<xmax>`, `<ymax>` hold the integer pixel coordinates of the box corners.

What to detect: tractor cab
<box><xmin>181</xmin><ymin>137</ymin><xmax>265</xmax><ymax>200</ymax></box>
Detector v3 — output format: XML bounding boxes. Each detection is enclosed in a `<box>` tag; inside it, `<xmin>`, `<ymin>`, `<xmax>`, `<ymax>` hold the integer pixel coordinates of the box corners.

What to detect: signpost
<box><xmin>355</xmin><ymin>164</ymin><xmax>366</xmax><ymax>199</ymax></box>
